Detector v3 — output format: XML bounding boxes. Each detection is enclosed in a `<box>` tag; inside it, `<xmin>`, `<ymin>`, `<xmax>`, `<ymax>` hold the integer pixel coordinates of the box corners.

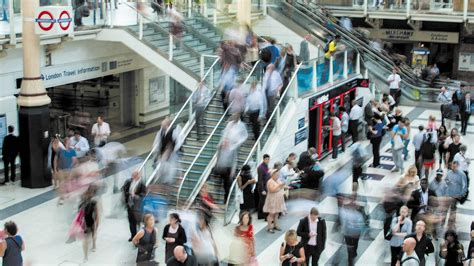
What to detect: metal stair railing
<box><xmin>137</xmin><ymin>56</ymin><xmax>221</xmax><ymax>187</ymax></box>
<box><xmin>175</xmin><ymin>59</ymin><xmax>262</xmax><ymax>208</ymax></box>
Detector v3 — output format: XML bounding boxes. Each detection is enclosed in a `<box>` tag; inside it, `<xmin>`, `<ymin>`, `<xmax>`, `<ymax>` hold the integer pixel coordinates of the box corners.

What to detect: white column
<box><xmin>406</xmin><ymin>0</ymin><xmax>411</xmax><ymax>17</ymax></box>
<box><xmin>200</xmin><ymin>55</ymin><xmax>205</xmax><ymax>79</ymax></box>
<box><xmin>169</xmin><ymin>34</ymin><xmax>173</xmax><ymax>60</ymax></box>
<box><xmin>464</xmin><ymin>0</ymin><xmax>468</xmax><ymax>22</ymax></box>
<box><xmin>263</xmin><ymin>0</ymin><xmax>267</xmax><ymax>15</ymax></box>
<box><xmin>356</xmin><ymin>53</ymin><xmax>361</xmax><ymax>74</ymax></box>
<box><xmin>138</xmin><ymin>16</ymin><xmax>143</xmax><ymax>40</ymax></box>
<box><xmin>8</xmin><ymin>0</ymin><xmax>14</xmax><ymax>45</ymax></box>
<box><xmin>329</xmin><ymin>56</ymin><xmax>334</xmax><ymax>84</ymax></box>
<box><xmin>343</xmin><ymin>50</ymin><xmax>348</xmax><ymax>78</ymax></box>
<box><xmin>312</xmin><ymin>60</ymin><xmax>317</xmax><ymax>89</ymax></box>
<box><xmin>363</xmin><ymin>0</ymin><xmax>368</xmax><ymax>16</ymax></box>
<box><xmin>237</xmin><ymin>0</ymin><xmax>251</xmax><ymax>26</ymax></box>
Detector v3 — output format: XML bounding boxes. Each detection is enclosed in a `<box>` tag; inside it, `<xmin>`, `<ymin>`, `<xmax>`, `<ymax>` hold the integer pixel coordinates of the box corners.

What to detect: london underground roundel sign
<box><xmin>58</xmin><ymin>10</ymin><xmax>72</xmax><ymax>31</ymax></box>
<box><xmin>36</xmin><ymin>10</ymin><xmax>55</xmax><ymax>31</ymax></box>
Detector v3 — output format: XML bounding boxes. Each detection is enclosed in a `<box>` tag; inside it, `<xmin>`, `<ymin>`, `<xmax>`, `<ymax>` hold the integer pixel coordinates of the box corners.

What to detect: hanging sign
<box><xmin>35</xmin><ymin>6</ymin><xmax>73</xmax><ymax>35</ymax></box>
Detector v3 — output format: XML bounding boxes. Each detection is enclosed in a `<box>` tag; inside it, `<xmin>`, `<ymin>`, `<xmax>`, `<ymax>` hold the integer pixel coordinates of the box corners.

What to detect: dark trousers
<box><xmin>219</xmin><ymin>167</ymin><xmax>232</xmax><ymax>201</ymax></box>
<box><xmin>344</xmin><ymin>236</ymin><xmax>359</xmax><ymax>266</ymax></box>
<box><xmin>221</xmin><ymin>90</ymin><xmax>229</xmax><ymax>111</ymax></box>
<box><xmin>322</xmin><ymin>58</ymin><xmax>330</xmax><ymax>84</ymax></box>
<box><xmin>266</xmin><ymin>95</ymin><xmax>277</xmax><ymax>120</ymax></box>
<box><xmin>349</xmin><ymin>120</ymin><xmax>359</xmax><ymax>142</ymax></box>
<box><xmin>415</xmin><ymin>150</ymin><xmax>422</xmax><ymax>177</ymax></box>
<box><xmin>461</xmin><ymin>112</ymin><xmax>470</xmax><ymax>135</ymax></box>
<box><xmin>248</xmin><ymin>110</ymin><xmax>261</xmax><ymax>140</ymax></box>
<box><xmin>195</xmin><ymin>105</ymin><xmax>205</xmax><ymax>139</ymax></box>
<box><xmin>440</xmin><ymin>104</ymin><xmax>446</xmax><ymax>125</ymax></box>
<box><xmin>127</xmin><ymin>207</ymin><xmax>138</xmax><ymax>238</ymax></box>
<box><xmin>3</xmin><ymin>158</ymin><xmax>15</xmax><ymax>182</ymax></box>
<box><xmin>390</xmin><ymin>246</ymin><xmax>402</xmax><ymax>266</ymax></box>
<box><xmin>371</xmin><ymin>136</ymin><xmax>382</xmax><ymax>167</ymax></box>
<box><xmin>332</xmin><ymin>135</ymin><xmax>340</xmax><ymax>159</ymax></box>
<box><xmin>257</xmin><ymin>193</ymin><xmax>267</xmax><ymax>219</ymax></box>
<box><xmin>341</xmin><ymin>131</ymin><xmax>347</xmax><ymax>152</ymax></box>
<box><xmin>390</xmin><ymin>88</ymin><xmax>401</xmax><ymax>106</ymax></box>
<box><xmin>304</xmin><ymin>245</ymin><xmax>322</xmax><ymax>266</ymax></box>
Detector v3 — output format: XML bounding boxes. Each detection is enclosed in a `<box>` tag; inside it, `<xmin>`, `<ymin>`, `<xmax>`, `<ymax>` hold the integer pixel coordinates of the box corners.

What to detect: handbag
<box><xmin>393</xmin><ymin>134</ymin><xmax>404</xmax><ymax>150</ymax></box>
<box><xmin>68</xmin><ymin>208</ymin><xmax>86</xmax><ymax>241</ymax></box>
<box><xmin>236</xmin><ymin>188</ymin><xmax>244</xmax><ymax>204</ymax></box>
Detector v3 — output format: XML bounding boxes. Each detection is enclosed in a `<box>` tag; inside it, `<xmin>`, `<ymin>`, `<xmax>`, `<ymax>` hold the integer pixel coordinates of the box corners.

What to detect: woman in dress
<box><xmin>237</xmin><ymin>165</ymin><xmax>257</xmax><ymax>212</ymax></box>
<box><xmin>0</xmin><ymin>221</ymin><xmax>25</xmax><ymax>266</ymax></box>
<box><xmin>162</xmin><ymin>213</ymin><xmax>187</xmax><ymax>262</ymax></box>
<box><xmin>233</xmin><ymin>211</ymin><xmax>256</xmax><ymax>265</ymax></box>
<box><xmin>264</xmin><ymin>169</ymin><xmax>286</xmax><ymax>233</ymax></box>
<box><xmin>132</xmin><ymin>214</ymin><xmax>158</xmax><ymax>265</ymax></box>
<box><xmin>438</xmin><ymin>125</ymin><xmax>448</xmax><ymax>168</ymax></box>
<box><xmin>389</xmin><ymin>206</ymin><xmax>412</xmax><ymax>266</ymax></box>
<box><xmin>279</xmin><ymin>229</ymin><xmax>305</xmax><ymax>266</ymax></box>
<box><xmin>440</xmin><ymin>230</ymin><xmax>465</xmax><ymax>266</ymax></box>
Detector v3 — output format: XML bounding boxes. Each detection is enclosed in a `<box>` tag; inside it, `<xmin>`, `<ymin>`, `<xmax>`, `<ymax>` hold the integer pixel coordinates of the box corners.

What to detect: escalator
<box><xmin>274</xmin><ymin>0</ymin><xmax>466</xmax><ymax>102</ymax></box>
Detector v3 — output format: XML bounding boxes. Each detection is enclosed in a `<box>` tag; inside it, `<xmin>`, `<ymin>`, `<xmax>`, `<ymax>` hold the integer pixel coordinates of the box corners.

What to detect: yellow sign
<box><xmin>370</xmin><ymin>29</ymin><xmax>459</xmax><ymax>44</ymax></box>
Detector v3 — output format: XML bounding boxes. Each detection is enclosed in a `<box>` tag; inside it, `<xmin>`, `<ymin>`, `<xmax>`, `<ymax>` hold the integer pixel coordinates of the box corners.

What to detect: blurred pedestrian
<box><xmin>55</xmin><ymin>137</ymin><xmax>78</xmax><ymax>204</ymax></box>
<box><xmin>219</xmin><ymin>64</ymin><xmax>238</xmax><ymax>111</ymax></box>
<box><xmin>166</xmin><ymin>245</ymin><xmax>198</xmax><ymax>266</ymax></box>
<box><xmin>389</xmin><ymin>206</ymin><xmax>412</xmax><ymax>266</ymax></box>
<box><xmin>420</xmin><ymin>133</ymin><xmax>436</xmax><ymax>179</ymax></box>
<box><xmin>339</xmin><ymin>194</ymin><xmax>366</xmax><ymax>266</ymax></box>
<box><xmin>1</xmin><ymin>125</ymin><xmax>19</xmax><ymax>185</ymax></box>
<box><xmin>279</xmin><ymin>229</ymin><xmax>306</xmax><ymax>265</ymax></box>
<box><xmin>403</xmin><ymin>220</ymin><xmax>434</xmax><ymax>266</ymax></box>
<box><xmin>245</xmin><ymin>80</ymin><xmax>266</xmax><ymax>140</ymax></box>
<box><xmin>257</xmin><ymin>154</ymin><xmax>270</xmax><ymax>220</ymax></box>
<box><xmin>192</xmin><ymin>214</ymin><xmax>219</xmax><ymax>265</ymax></box>
<box><xmin>192</xmin><ymin>82</ymin><xmax>211</xmax><ymax>140</ymax></box>
<box><xmin>228</xmin><ymin>85</ymin><xmax>245</xmax><ymax>117</ymax></box>
<box><xmin>162</xmin><ymin>213</ymin><xmax>187</xmax><ymax>262</ymax></box>
<box><xmin>79</xmin><ymin>184</ymin><xmax>100</xmax><ymax>262</ymax></box>
<box><xmin>0</xmin><ymin>221</ymin><xmax>24</xmax><ymax>266</ymax></box>
<box><xmin>445</xmin><ymin>101</ymin><xmax>460</xmax><ymax>131</ymax></box>
<box><xmin>233</xmin><ymin>211</ymin><xmax>256</xmax><ymax>265</ymax></box>
<box><xmin>70</xmin><ymin>130</ymin><xmax>90</xmax><ymax>160</ymax></box>
<box><xmin>299</xmin><ymin>33</ymin><xmax>311</xmax><ymax>64</ymax></box>
<box><xmin>133</xmin><ymin>214</ymin><xmax>158</xmax><ymax>265</ymax></box>
<box><xmin>368</xmin><ymin>114</ymin><xmax>384</xmax><ymax>167</ymax></box>
<box><xmin>237</xmin><ymin>164</ymin><xmax>257</xmax><ymax>212</ymax></box>
<box><xmin>439</xmin><ymin>230</ymin><xmax>465</xmax><ymax>266</ymax></box>
<box><xmin>296</xmin><ymin>207</ymin><xmax>326</xmax><ymax>266</ymax></box>
<box><xmin>263</xmin><ymin>64</ymin><xmax>283</xmax><ymax>120</ymax></box>
<box><xmin>349</xmin><ymin>100</ymin><xmax>363</xmax><ymax>142</ymax></box>
<box><xmin>264</xmin><ymin>169</ymin><xmax>286</xmax><ymax>233</ymax></box>
<box><xmin>122</xmin><ymin>170</ymin><xmax>146</xmax><ymax>242</ymax></box>
<box><xmin>445</xmin><ymin>161</ymin><xmax>468</xmax><ymax>228</ymax></box>
<box><xmin>391</xmin><ymin>118</ymin><xmax>408</xmax><ymax>173</ymax></box>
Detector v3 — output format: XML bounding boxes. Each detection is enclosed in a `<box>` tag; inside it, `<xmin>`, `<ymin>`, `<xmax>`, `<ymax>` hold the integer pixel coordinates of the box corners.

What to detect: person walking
<box><xmin>263</xmin><ymin>64</ymin><xmax>283</xmax><ymax>120</ymax></box>
<box><xmin>349</xmin><ymin>100</ymin><xmax>363</xmax><ymax>143</ymax></box>
<box><xmin>245</xmin><ymin>80</ymin><xmax>266</xmax><ymax>140</ymax></box>
<box><xmin>228</xmin><ymin>85</ymin><xmax>246</xmax><ymax>118</ymax></box>
<box><xmin>403</xmin><ymin>220</ymin><xmax>434</xmax><ymax>266</ymax></box>
<box><xmin>389</xmin><ymin>206</ymin><xmax>412</xmax><ymax>266</ymax></box>
<box><xmin>296</xmin><ymin>207</ymin><xmax>327</xmax><ymax>266</ymax></box>
<box><xmin>55</xmin><ymin>137</ymin><xmax>78</xmax><ymax>204</ymax></box>
<box><xmin>237</xmin><ymin>164</ymin><xmax>257</xmax><ymax>212</ymax></box>
<box><xmin>420</xmin><ymin>133</ymin><xmax>437</xmax><ymax>179</ymax></box>
<box><xmin>0</xmin><ymin>221</ymin><xmax>24</xmax><ymax>266</ymax></box>
<box><xmin>91</xmin><ymin>116</ymin><xmax>110</xmax><ymax>147</ymax></box>
<box><xmin>192</xmin><ymin>82</ymin><xmax>211</xmax><ymax>140</ymax></box>
<box><xmin>387</xmin><ymin>68</ymin><xmax>402</xmax><ymax>106</ymax></box>
<box><xmin>445</xmin><ymin>101</ymin><xmax>460</xmax><ymax>131</ymax></box>
<box><xmin>437</xmin><ymin>125</ymin><xmax>448</xmax><ymax>169</ymax></box>
<box><xmin>368</xmin><ymin>115</ymin><xmax>384</xmax><ymax>167</ymax></box>
<box><xmin>340</xmin><ymin>106</ymin><xmax>349</xmax><ymax>152</ymax></box>
<box><xmin>122</xmin><ymin>170</ymin><xmax>147</xmax><ymax>242</ymax></box>
<box><xmin>279</xmin><ymin>229</ymin><xmax>306</xmax><ymax>266</ymax></box>
<box><xmin>1</xmin><ymin>125</ymin><xmax>19</xmax><ymax>185</ymax></box>
<box><xmin>162</xmin><ymin>213</ymin><xmax>187</xmax><ymax>262</ymax></box>
<box><xmin>412</xmin><ymin>125</ymin><xmax>425</xmax><ymax>177</ymax></box>
<box><xmin>391</xmin><ymin>119</ymin><xmax>408</xmax><ymax>173</ymax></box>
<box><xmin>233</xmin><ymin>211</ymin><xmax>256</xmax><ymax>265</ymax></box>
<box><xmin>437</xmin><ymin>86</ymin><xmax>452</xmax><ymax>125</ymax></box>
<box><xmin>322</xmin><ymin>35</ymin><xmax>341</xmax><ymax>84</ymax></box>
<box><xmin>257</xmin><ymin>154</ymin><xmax>270</xmax><ymax>220</ymax></box>
<box><xmin>339</xmin><ymin>195</ymin><xmax>365</xmax><ymax>266</ymax></box>
<box><xmin>406</xmin><ymin>178</ymin><xmax>436</xmax><ymax>224</ymax></box>
<box><xmin>460</xmin><ymin>92</ymin><xmax>471</xmax><ymax>135</ymax></box>
<box><xmin>445</xmin><ymin>161</ymin><xmax>468</xmax><ymax>228</ymax></box>
<box><xmin>133</xmin><ymin>214</ymin><xmax>158</xmax><ymax>265</ymax></box>
<box><xmin>264</xmin><ymin>169</ymin><xmax>286</xmax><ymax>233</ymax></box>
<box><xmin>328</xmin><ymin>112</ymin><xmax>342</xmax><ymax>160</ymax></box>
<box><xmin>79</xmin><ymin>185</ymin><xmax>100</xmax><ymax>262</ymax></box>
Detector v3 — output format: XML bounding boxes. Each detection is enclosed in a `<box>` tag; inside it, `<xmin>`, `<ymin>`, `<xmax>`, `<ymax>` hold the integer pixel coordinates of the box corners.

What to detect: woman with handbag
<box><xmin>163</xmin><ymin>213</ymin><xmax>187</xmax><ymax>262</ymax></box>
<box><xmin>133</xmin><ymin>214</ymin><xmax>158</xmax><ymax>265</ymax></box>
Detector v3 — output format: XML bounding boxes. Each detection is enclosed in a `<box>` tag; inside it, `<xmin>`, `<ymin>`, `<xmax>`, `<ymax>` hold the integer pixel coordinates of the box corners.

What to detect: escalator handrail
<box><xmin>177</xmin><ymin>59</ymin><xmax>263</xmax><ymax>209</ymax></box>
<box><xmin>222</xmin><ymin>62</ymin><xmax>303</xmax><ymax>225</ymax></box>
<box><xmin>137</xmin><ymin>56</ymin><xmax>221</xmax><ymax>181</ymax></box>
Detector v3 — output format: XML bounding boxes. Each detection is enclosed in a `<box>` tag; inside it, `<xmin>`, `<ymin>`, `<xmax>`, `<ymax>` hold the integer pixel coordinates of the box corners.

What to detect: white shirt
<box><xmin>341</xmin><ymin>112</ymin><xmax>349</xmax><ymax>133</ymax></box>
<box><xmin>387</xmin><ymin>73</ymin><xmax>401</xmax><ymax>89</ymax></box>
<box><xmin>349</xmin><ymin>105</ymin><xmax>363</xmax><ymax>121</ymax></box>
<box><xmin>419</xmin><ymin>190</ymin><xmax>428</xmax><ymax>214</ymax></box>
<box><xmin>332</xmin><ymin>117</ymin><xmax>341</xmax><ymax>136</ymax></box>
<box><xmin>279</xmin><ymin>165</ymin><xmax>296</xmax><ymax>184</ymax></box>
<box><xmin>308</xmin><ymin>217</ymin><xmax>318</xmax><ymax>246</ymax></box>
<box><xmin>69</xmin><ymin>136</ymin><xmax>90</xmax><ymax>158</ymax></box>
<box><xmin>91</xmin><ymin>122</ymin><xmax>111</xmax><ymax>146</ymax></box>
<box><xmin>263</xmin><ymin>70</ymin><xmax>283</xmax><ymax>97</ymax></box>
<box><xmin>245</xmin><ymin>88</ymin><xmax>266</xmax><ymax>118</ymax></box>
<box><xmin>453</xmin><ymin>152</ymin><xmax>470</xmax><ymax>172</ymax></box>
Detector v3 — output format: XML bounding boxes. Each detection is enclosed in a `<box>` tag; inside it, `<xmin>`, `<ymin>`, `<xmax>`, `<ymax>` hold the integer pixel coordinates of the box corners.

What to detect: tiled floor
<box><xmin>1</xmin><ymin>105</ymin><xmax>474</xmax><ymax>265</ymax></box>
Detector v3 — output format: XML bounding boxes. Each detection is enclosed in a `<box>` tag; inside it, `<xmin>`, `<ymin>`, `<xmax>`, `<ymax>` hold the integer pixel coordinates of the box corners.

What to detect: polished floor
<box><xmin>1</xmin><ymin>105</ymin><xmax>474</xmax><ymax>265</ymax></box>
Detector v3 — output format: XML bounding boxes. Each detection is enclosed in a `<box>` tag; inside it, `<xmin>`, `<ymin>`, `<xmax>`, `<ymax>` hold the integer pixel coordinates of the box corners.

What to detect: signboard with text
<box><xmin>369</xmin><ymin>29</ymin><xmax>459</xmax><ymax>44</ymax></box>
<box><xmin>35</xmin><ymin>6</ymin><xmax>73</xmax><ymax>35</ymax></box>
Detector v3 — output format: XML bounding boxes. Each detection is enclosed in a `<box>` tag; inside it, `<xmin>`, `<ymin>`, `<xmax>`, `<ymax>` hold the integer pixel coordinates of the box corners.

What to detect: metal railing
<box><xmin>222</xmin><ymin>62</ymin><xmax>303</xmax><ymax>225</ymax></box>
<box><xmin>137</xmin><ymin>56</ymin><xmax>221</xmax><ymax>186</ymax></box>
<box><xmin>176</xmin><ymin>59</ymin><xmax>262</xmax><ymax>208</ymax></box>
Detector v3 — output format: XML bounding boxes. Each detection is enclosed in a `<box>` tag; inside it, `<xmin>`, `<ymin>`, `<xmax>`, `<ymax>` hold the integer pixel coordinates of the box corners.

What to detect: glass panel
<box><xmin>347</xmin><ymin>49</ymin><xmax>356</xmax><ymax>75</ymax></box>
<box><xmin>333</xmin><ymin>51</ymin><xmax>345</xmax><ymax>81</ymax></box>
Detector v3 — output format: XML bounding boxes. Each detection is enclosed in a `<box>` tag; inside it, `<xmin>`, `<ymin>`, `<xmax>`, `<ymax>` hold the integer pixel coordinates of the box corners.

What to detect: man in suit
<box><xmin>407</xmin><ymin>178</ymin><xmax>436</xmax><ymax>224</ymax></box>
<box><xmin>257</xmin><ymin>154</ymin><xmax>270</xmax><ymax>220</ymax></box>
<box><xmin>122</xmin><ymin>170</ymin><xmax>147</xmax><ymax>241</ymax></box>
<box><xmin>297</xmin><ymin>207</ymin><xmax>327</xmax><ymax>266</ymax></box>
<box><xmin>460</xmin><ymin>92</ymin><xmax>471</xmax><ymax>135</ymax></box>
<box><xmin>1</xmin><ymin>126</ymin><xmax>19</xmax><ymax>184</ymax></box>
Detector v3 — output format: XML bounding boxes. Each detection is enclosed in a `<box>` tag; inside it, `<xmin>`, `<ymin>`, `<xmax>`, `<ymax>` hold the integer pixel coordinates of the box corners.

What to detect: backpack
<box><xmin>260</xmin><ymin>47</ymin><xmax>272</xmax><ymax>63</ymax></box>
<box><xmin>400</xmin><ymin>255</ymin><xmax>420</xmax><ymax>265</ymax></box>
<box><xmin>323</xmin><ymin>39</ymin><xmax>334</xmax><ymax>53</ymax></box>
<box><xmin>421</xmin><ymin>137</ymin><xmax>435</xmax><ymax>159</ymax></box>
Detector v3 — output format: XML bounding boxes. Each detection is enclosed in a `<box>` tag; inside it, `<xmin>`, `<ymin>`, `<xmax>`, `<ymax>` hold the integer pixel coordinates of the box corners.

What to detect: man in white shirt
<box><xmin>297</xmin><ymin>208</ymin><xmax>327</xmax><ymax>266</ymax></box>
<box><xmin>91</xmin><ymin>116</ymin><xmax>111</xmax><ymax>147</ymax></box>
<box><xmin>437</xmin><ymin>86</ymin><xmax>452</xmax><ymax>125</ymax></box>
<box><xmin>69</xmin><ymin>130</ymin><xmax>90</xmax><ymax>159</ymax></box>
<box><xmin>349</xmin><ymin>100</ymin><xmax>363</xmax><ymax>142</ymax></box>
<box><xmin>340</xmin><ymin>107</ymin><xmax>349</xmax><ymax>152</ymax></box>
<box><xmin>263</xmin><ymin>64</ymin><xmax>283</xmax><ymax>119</ymax></box>
<box><xmin>279</xmin><ymin>161</ymin><xmax>297</xmax><ymax>184</ymax></box>
<box><xmin>245</xmin><ymin>81</ymin><xmax>266</xmax><ymax>140</ymax></box>
<box><xmin>387</xmin><ymin>68</ymin><xmax>402</xmax><ymax>106</ymax></box>
<box><xmin>453</xmin><ymin>145</ymin><xmax>470</xmax><ymax>177</ymax></box>
<box><xmin>329</xmin><ymin>112</ymin><xmax>342</xmax><ymax>160</ymax></box>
